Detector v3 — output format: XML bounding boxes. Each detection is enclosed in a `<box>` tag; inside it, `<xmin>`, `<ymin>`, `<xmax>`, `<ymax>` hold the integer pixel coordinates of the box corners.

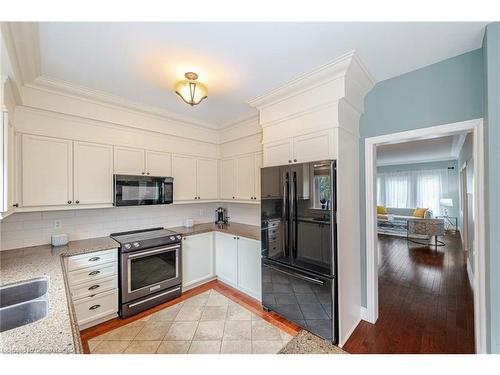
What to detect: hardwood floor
<box><xmin>79</xmin><ymin>280</ymin><xmax>302</xmax><ymax>354</ymax></box>
<box><xmin>344</xmin><ymin>233</ymin><xmax>475</xmax><ymax>354</ymax></box>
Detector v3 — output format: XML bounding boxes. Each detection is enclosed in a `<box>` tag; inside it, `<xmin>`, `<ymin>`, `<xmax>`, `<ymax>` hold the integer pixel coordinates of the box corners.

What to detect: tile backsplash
<box><xmin>0</xmin><ymin>202</ymin><xmax>260</xmax><ymax>251</ymax></box>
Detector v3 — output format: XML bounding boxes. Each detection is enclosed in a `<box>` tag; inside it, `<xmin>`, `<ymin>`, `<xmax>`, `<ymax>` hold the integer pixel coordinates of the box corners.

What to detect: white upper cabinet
<box><xmin>145</xmin><ymin>150</ymin><xmax>172</xmax><ymax>177</ymax></box>
<box><xmin>1</xmin><ymin>111</ymin><xmax>16</xmax><ymax>214</ymax></box>
<box><xmin>172</xmin><ymin>155</ymin><xmax>197</xmax><ymax>201</ymax></box>
<box><xmin>22</xmin><ymin>134</ymin><xmax>73</xmax><ymax>207</ymax></box>
<box><xmin>263</xmin><ymin>129</ymin><xmax>336</xmax><ymax>167</ymax></box>
<box><xmin>196</xmin><ymin>158</ymin><xmax>218</xmax><ymax>200</ymax></box>
<box><xmin>254</xmin><ymin>153</ymin><xmax>262</xmax><ymax>200</ymax></box>
<box><xmin>74</xmin><ymin>141</ymin><xmax>113</xmax><ymax>205</ymax></box>
<box><xmin>113</xmin><ymin>146</ymin><xmax>145</xmax><ymax>175</ymax></box>
<box><xmin>236</xmin><ymin>154</ymin><xmax>255</xmax><ymax>200</ymax></box>
<box><xmin>220</xmin><ymin>158</ymin><xmax>236</xmax><ymax>200</ymax></box>
<box><xmin>261</xmin><ymin>166</ymin><xmax>281</xmax><ymax>199</ymax></box>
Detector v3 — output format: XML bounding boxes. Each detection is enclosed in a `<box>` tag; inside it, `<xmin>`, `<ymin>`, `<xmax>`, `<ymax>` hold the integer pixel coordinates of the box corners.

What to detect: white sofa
<box><xmin>377</xmin><ymin>207</ymin><xmax>433</xmax><ymax>236</ymax></box>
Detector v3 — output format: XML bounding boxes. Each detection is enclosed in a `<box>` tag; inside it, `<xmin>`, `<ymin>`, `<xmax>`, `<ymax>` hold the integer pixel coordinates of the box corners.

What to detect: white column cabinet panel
<box><xmin>261</xmin><ymin>166</ymin><xmax>281</xmax><ymax>199</ymax></box>
<box><xmin>172</xmin><ymin>155</ymin><xmax>197</xmax><ymax>201</ymax></box>
<box><xmin>215</xmin><ymin>232</ymin><xmax>238</xmax><ymax>287</ymax></box>
<box><xmin>182</xmin><ymin>233</ymin><xmax>215</xmax><ymax>289</ymax></box>
<box><xmin>254</xmin><ymin>152</ymin><xmax>262</xmax><ymax>200</ymax></box>
<box><xmin>22</xmin><ymin>134</ymin><xmax>73</xmax><ymax>207</ymax></box>
<box><xmin>197</xmin><ymin>158</ymin><xmax>218</xmax><ymax>200</ymax></box>
<box><xmin>237</xmin><ymin>237</ymin><xmax>262</xmax><ymax>300</ymax></box>
<box><xmin>145</xmin><ymin>150</ymin><xmax>172</xmax><ymax>177</ymax></box>
<box><xmin>236</xmin><ymin>154</ymin><xmax>255</xmax><ymax>200</ymax></box>
<box><xmin>1</xmin><ymin>111</ymin><xmax>16</xmax><ymax>214</ymax></box>
<box><xmin>114</xmin><ymin>146</ymin><xmax>145</xmax><ymax>175</ymax></box>
<box><xmin>74</xmin><ymin>141</ymin><xmax>113</xmax><ymax>205</ymax></box>
<box><xmin>220</xmin><ymin>158</ymin><xmax>236</xmax><ymax>200</ymax></box>
<box><xmin>263</xmin><ymin>139</ymin><xmax>292</xmax><ymax>167</ymax></box>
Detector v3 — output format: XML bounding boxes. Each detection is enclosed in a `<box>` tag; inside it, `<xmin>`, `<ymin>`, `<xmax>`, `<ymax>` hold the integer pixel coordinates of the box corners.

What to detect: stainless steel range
<box><xmin>111</xmin><ymin>227</ymin><xmax>182</xmax><ymax>318</ymax></box>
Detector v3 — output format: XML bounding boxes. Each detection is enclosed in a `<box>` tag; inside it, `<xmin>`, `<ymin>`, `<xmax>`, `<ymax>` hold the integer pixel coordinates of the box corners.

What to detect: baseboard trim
<box><xmin>360</xmin><ymin>306</ymin><xmax>369</xmax><ymax>321</ymax></box>
<box><xmin>467</xmin><ymin>257</ymin><xmax>475</xmax><ymax>290</ymax></box>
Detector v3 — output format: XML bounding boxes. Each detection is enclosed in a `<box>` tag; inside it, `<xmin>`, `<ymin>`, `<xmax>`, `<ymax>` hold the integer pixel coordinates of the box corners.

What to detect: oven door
<box><xmin>120</xmin><ymin>244</ymin><xmax>182</xmax><ymax>303</ymax></box>
<box><xmin>114</xmin><ymin>175</ymin><xmax>173</xmax><ymax>206</ymax></box>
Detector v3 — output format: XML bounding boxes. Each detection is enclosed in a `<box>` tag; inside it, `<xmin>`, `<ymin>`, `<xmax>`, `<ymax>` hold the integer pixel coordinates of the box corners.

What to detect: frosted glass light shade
<box><xmin>440</xmin><ymin>198</ymin><xmax>453</xmax><ymax>207</ymax></box>
<box><xmin>174</xmin><ymin>73</ymin><xmax>208</xmax><ymax>106</ymax></box>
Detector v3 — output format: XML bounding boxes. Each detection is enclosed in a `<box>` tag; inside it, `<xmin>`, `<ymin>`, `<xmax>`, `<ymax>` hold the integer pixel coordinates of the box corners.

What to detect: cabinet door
<box><xmin>197</xmin><ymin>158</ymin><xmax>218</xmax><ymax>200</ymax></box>
<box><xmin>1</xmin><ymin>112</ymin><xmax>15</xmax><ymax>212</ymax></box>
<box><xmin>220</xmin><ymin>158</ymin><xmax>236</xmax><ymax>200</ymax></box>
<box><xmin>263</xmin><ymin>139</ymin><xmax>292</xmax><ymax>167</ymax></box>
<box><xmin>236</xmin><ymin>154</ymin><xmax>255</xmax><ymax>200</ymax></box>
<box><xmin>215</xmin><ymin>232</ymin><xmax>238</xmax><ymax>286</ymax></box>
<box><xmin>145</xmin><ymin>150</ymin><xmax>172</xmax><ymax>177</ymax></box>
<box><xmin>254</xmin><ymin>153</ymin><xmax>262</xmax><ymax>201</ymax></box>
<box><xmin>22</xmin><ymin>134</ymin><xmax>73</xmax><ymax>207</ymax></box>
<box><xmin>292</xmin><ymin>129</ymin><xmax>334</xmax><ymax>164</ymax></box>
<box><xmin>114</xmin><ymin>146</ymin><xmax>145</xmax><ymax>175</ymax></box>
<box><xmin>74</xmin><ymin>141</ymin><xmax>113</xmax><ymax>205</ymax></box>
<box><xmin>182</xmin><ymin>233</ymin><xmax>214</xmax><ymax>289</ymax></box>
<box><xmin>260</xmin><ymin>166</ymin><xmax>281</xmax><ymax>199</ymax></box>
<box><xmin>172</xmin><ymin>155</ymin><xmax>197</xmax><ymax>201</ymax></box>
<box><xmin>237</xmin><ymin>237</ymin><xmax>262</xmax><ymax>300</ymax></box>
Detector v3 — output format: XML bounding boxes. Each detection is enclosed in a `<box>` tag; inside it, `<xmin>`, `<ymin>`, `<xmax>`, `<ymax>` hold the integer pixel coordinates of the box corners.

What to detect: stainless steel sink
<box><xmin>0</xmin><ymin>277</ymin><xmax>49</xmax><ymax>333</ymax></box>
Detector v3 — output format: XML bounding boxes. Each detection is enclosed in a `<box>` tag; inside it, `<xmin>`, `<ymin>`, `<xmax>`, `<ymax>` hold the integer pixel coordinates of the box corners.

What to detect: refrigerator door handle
<box><xmin>283</xmin><ymin>172</ymin><xmax>290</xmax><ymax>257</ymax></box>
<box><xmin>264</xmin><ymin>263</ymin><xmax>326</xmax><ymax>286</ymax></box>
<box><xmin>290</xmin><ymin>171</ymin><xmax>297</xmax><ymax>258</ymax></box>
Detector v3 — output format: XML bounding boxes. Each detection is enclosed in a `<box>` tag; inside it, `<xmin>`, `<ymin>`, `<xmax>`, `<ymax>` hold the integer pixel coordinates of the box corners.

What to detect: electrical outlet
<box><xmin>54</xmin><ymin>220</ymin><xmax>62</xmax><ymax>229</ymax></box>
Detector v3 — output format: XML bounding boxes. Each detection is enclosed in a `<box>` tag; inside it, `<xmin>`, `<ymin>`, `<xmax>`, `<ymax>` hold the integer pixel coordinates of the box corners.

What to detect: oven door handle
<box><xmin>264</xmin><ymin>263</ymin><xmax>325</xmax><ymax>286</ymax></box>
<box><xmin>127</xmin><ymin>245</ymin><xmax>180</xmax><ymax>259</ymax></box>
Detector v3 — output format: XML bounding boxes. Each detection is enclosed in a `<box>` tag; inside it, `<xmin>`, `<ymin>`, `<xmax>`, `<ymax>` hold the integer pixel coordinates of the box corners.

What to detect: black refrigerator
<box><xmin>260</xmin><ymin>160</ymin><xmax>338</xmax><ymax>343</ymax></box>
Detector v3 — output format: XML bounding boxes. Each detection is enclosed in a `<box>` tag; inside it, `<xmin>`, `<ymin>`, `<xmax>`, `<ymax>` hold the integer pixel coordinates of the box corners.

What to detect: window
<box><xmin>314</xmin><ymin>175</ymin><xmax>331</xmax><ymax>209</ymax></box>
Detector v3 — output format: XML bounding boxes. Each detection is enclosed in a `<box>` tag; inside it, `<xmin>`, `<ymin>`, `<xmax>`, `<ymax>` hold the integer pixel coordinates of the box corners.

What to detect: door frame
<box><xmin>364</xmin><ymin>118</ymin><xmax>486</xmax><ymax>353</ymax></box>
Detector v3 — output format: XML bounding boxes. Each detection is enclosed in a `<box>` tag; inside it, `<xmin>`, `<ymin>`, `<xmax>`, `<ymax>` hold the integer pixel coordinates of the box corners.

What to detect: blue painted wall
<box><xmin>358</xmin><ymin>49</ymin><xmax>484</xmax><ymax>312</ymax></box>
<box><xmin>377</xmin><ymin>160</ymin><xmax>460</xmax><ymax>218</ymax></box>
<box><xmin>483</xmin><ymin>22</ymin><xmax>500</xmax><ymax>354</ymax></box>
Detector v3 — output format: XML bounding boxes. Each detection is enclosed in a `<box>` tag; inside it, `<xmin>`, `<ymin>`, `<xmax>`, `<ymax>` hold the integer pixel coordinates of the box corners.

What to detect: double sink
<box><xmin>0</xmin><ymin>277</ymin><xmax>49</xmax><ymax>333</ymax></box>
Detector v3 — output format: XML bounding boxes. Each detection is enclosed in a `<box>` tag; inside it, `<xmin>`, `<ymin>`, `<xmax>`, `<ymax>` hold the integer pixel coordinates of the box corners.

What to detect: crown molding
<box><xmin>219</xmin><ymin>112</ymin><xmax>259</xmax><ymax>130</ymax></box>
<box><xmin>376</xmin><ymin>157</ymin><xmax>458</xmax><ymax>167</ymax></box>
<box><xmin>1</xmin><ymin>22</ymin><xmax>40</xmax><ymax>87</ymax></box>
<box><xmin>27</xmin><ymin>75</ymin><xmax>220</xmax><ymax>130</ymax></box>
<box><xmin>248</xmin><ymin>50</ymin><xmax>375</xmax><ymax>109</ymax></box>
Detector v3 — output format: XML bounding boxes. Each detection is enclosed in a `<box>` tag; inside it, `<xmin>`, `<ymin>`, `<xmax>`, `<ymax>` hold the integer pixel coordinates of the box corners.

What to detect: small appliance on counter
<box><xmin>51</xmin><ymin>233</ymin><xmax>69</xmax><ymax>247</ymax></box>
<box><xmin>215</xmin><ymin>207</ymin><xmax>229</xmax><ymax>225</ymax></box>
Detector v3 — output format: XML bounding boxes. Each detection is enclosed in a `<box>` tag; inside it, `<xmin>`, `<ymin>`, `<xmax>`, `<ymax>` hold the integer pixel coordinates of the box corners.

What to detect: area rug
<box><xmin>278</xmin><ymin>330</ymin><xmax>348</xmax><ymax>354</ymax></box>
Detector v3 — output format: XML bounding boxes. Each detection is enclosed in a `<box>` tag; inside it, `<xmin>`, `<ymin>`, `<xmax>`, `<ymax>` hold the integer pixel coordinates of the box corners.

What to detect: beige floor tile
<box><xmin>164</xmin><ymin>321</ymin><xmax>199</xmax><ymax>341</ymax></box>
<box><xmin>251</xmin><ymin>320</ymin><xmax>283</xmax><ymax>341</ymax></box>
<box><xmin>220</xmin><ymin>340</ymin><xmax>252</xmax><ymax>354</ymax></box>
<box><xmin>156</xmin><ymin>341</ymin><xmax>191</xmax><ymax>354</ymax></box>
<box><xmin>134</xmin><ymin>322</ymin><xmax>172</xmax><ymax>341</ymax></box>
<box><xmin>227</xmin><ymin>304</ymin><xmax>252</xmax><ymax>320</ymax></box>
<box><xmin>193</xmin><ymin>320</ymin><xmax>225</xmax><ymax>340</ymax></box>
<box><xmin>99</xmin><ymin>321</ymin><xmax>145</xmax><ymax>341</ymax></box>
<box><xmin>280</xmin><ymin>331</ymin><xmax>294</xmax><ymax>344</ymax></box>
<box><xmin>188</xmin><ymin>340</ymin><xmax>221</xmax><ymax>354</ymax></box>
<box><xmin>175</xmin><ymin>305</ymin><xmax>204</xmax><ymax>321</ymax></box>
<box><xmin>124</xmin><ymin>341</ymin><xmax>161</xmax><ymax>354</ymax></box>
<box><xmin>223</xmin><ymin>320</ymin><xmax>252</xmax><ymax>340</ymax></box>
<box><xmin>92</xmin><ymin>340</ymin><xmax>131</xmax><ymax>354</ymax></box>
<box><xmin>88</xmin><ymin>339</ymin><xmax>102</xmax><ymax>352</ymax></box>
<box><xmin>183</xmin><ymin>293</ymin><xmax>209</xmax><ymax>306</ymax></box>
<box><xmin>251</xmin><ymin>313</ymin><xmax>263</xmax><ymax>320</ymax></box>
<box><xmin>252</xmin><ymin>340</ymin><xmax>285</xmax><ymax>354</ymax></box>
<box><xmin>206</xmin><ymin>293</ymin><xmax>230</xmax><ymax>306</ymax></box>
<box><xmin>148</xmin><ymin>304</ymin><xmax>182</xmax><ymax>322</ymax></box>
<box><xmin>200</xmin><ymin>305</ymin><xmax>228</xmax><ymax>321</ymax></box>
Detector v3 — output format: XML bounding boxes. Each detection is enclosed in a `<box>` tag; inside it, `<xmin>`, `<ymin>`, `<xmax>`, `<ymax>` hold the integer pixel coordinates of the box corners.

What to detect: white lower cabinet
<box><xmin>215</xmin><ymin>232</ymin><xmax>261</xmax><ymax>300</ymax></box>
<box><xmin>182</xmin><ymin>232</ymin><xmax>215</xmax><ymax>289</ymax></box>
<box><xmin>65</xmin><ymin>248</ymin><xmax>119</xmax><ymax>330</ymax></box>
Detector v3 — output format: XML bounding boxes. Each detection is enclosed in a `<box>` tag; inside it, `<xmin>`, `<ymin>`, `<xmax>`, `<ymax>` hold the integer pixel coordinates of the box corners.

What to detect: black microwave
<box><xmin>114</xmin><ymin>175</ymin><xmax>173</xmax><ymax>206</ymax></box>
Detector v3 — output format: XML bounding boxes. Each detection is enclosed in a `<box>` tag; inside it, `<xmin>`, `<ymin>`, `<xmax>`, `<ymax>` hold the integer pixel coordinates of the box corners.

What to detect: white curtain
<box><xmin>377</xmin><ymin>168</ymin><xmax>449</xmax><ymax>215</ymax></box>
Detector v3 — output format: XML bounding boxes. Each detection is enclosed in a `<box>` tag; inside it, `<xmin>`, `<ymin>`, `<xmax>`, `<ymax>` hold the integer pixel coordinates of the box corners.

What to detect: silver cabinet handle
<box><xmin>89</xmin><ymin>304</ymin><xmax>101</xmax><ymax>310</ymax></box>
<box><xmin>88</xmin><ymin>257</ymin><xmax>100</xmax><ymax>262</ymax></box>
<box><xmin>128</xmin><ymin>244</ymin><xmax>180</xmax><ymax>259</ymax></box>
<box><xmin>88</xmin><ymin>270</ymin><xmax>100</xmax><ymax>276</ymax></box>
<box><xmin>88</xmin><ymin>284</ymin><xmax>100</xmax><ymax>290</ymax></box>
<box><xmin>128</xmin><ymin>287</ymin><xmax>181</xmax><ymax>308</ymax></box>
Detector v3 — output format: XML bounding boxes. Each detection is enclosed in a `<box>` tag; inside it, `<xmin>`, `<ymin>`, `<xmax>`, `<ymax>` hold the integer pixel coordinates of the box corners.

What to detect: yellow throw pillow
<box><xmin>413</xmin><ymin>207</ymin><xmax>428</xmax><ymax>218</ymax></box>
<box><xmin>377</xmin><ymin>205</ymin><xmax>388</xmax><ymax>215</ymax></box>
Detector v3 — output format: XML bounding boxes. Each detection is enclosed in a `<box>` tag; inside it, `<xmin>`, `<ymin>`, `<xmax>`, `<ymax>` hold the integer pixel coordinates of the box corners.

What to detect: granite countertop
<box><xmin>0</xmin><ymin>222</ymin><xmax>259</xmax><ymax>354</ymax></box>
<box><xmin>170</xmin><ymin>222</ymin><xmax>261</xmax><ymax>241</ymax></box>
<box><xmin>0</xmin><ymin>237</ymin><xmax>119</xmax><ymax>354</ymax></box>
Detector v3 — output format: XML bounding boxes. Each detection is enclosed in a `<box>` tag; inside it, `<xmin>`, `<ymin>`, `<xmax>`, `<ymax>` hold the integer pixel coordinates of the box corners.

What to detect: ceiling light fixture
<box><xmin>174</xmin><ymin>72</ymin><xmax>208</xmax><ymax>106</ymax></box>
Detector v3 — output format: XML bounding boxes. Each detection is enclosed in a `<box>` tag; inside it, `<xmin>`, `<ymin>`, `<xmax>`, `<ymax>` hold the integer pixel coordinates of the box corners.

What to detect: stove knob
<box><xmin>133</xmin><ymin>242</ymin><xmax>140</xmax><ymax>248</ymax></box>
<box><xmin>124</xmin><ymin>243</ymin><xmax>131</xmax><ymax>250</ymax></box>
<box><xmin>169</xmin><ymin>236</ymin><xmax>176</xmax><ymax>241</ymax></box>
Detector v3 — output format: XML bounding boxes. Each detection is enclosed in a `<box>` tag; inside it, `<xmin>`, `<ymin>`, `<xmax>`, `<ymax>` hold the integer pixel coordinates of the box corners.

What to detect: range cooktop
<box><xmin>110</xmin><ymin>227</ymin><xmax>182</xmax><ymax>252</ymax></box>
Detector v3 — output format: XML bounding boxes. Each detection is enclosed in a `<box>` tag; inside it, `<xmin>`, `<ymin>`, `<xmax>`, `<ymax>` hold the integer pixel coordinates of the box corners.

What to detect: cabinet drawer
<box><xmin>74</xmin><ymin>288</ymin><xmax>118</xmax><ymax>326</ymax></box>
<box><xmin>69</xmin><ymin>275</ymin><xmax>118</xmax><ymax>300</ymax></box>
<box><xmin>67</xmin><ymin>249</ymin><xmax>117</xmax><ymax>271</ymax></box>
<box><xmin>67</xmin><ymin>262</ymin><xmax>117</xmax><ymax>286</ymax></box>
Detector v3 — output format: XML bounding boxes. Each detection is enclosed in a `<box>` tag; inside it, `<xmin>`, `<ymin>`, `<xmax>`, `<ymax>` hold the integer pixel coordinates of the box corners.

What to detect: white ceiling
<box><xmin>376</xmin><ymin>134</ymin><xmax>469</xmax><ymax>166</ymax></box>
<box><xmin>37</xmin><ymin>22</ymin><xmax>487</xmax><ymax>127</ymax></box>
